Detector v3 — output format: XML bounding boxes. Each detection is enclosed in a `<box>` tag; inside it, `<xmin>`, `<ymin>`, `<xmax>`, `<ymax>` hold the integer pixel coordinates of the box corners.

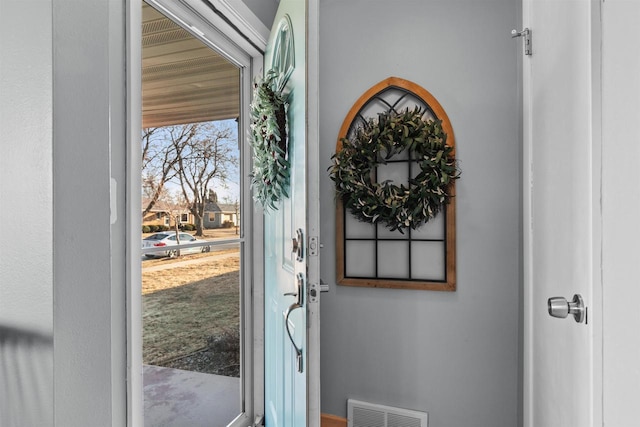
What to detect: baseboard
<box><xmin>321</xmin><ymin>413</ymin><xmax>347</xmax><ymax>427</ymax></box>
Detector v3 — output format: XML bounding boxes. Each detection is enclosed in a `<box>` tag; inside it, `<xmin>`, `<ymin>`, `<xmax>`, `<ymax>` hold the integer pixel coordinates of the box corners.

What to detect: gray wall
<box><xmin>318</xmin><ymin>1</ymin><xmax>521</xmax><ymax>426</ymax></box>
<box><xmin>242</xmin><ymin>0</ymin><xmax>278</xmax><ymax>29</ymax></box>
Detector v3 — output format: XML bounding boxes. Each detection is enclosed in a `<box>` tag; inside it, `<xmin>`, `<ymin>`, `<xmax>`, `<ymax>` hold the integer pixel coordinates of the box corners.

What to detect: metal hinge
<box><xmin>511</xmin><ymin>28</ymin><xmax>532</xmax><ymax>56</ymax></box>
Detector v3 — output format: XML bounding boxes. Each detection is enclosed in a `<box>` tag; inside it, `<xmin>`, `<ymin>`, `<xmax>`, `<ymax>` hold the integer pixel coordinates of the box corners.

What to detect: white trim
<box><xmin>521</xmin><ymin>1</ymin><xmax>540</xmax><ymax>426</ymax></box>
<box><xmin>248</xmin><ymin>57</ymin><xmax>266</xmax><ymax>423</ymax></box>
<box><xmin>521</xmin><ymin>1</ymin><xmax>533</xmax><ymax>425</ymax></box>
<box><xmin>306</xmin><ymin>0</ymin><xmax>321</xmax><ymax>426</ymax></box>
<box><xmin>210</xmin><ymin>0</ymin><xmax>270</xmax><ymax>49</ymax></box>
<box><xmin>126</xmin><ymin>0</ymin><xmax>144</xmax><ymax>425</ymax></box>
<box><xmin>589</xmin><ymin>1</ymin><xmax>603</xmax><ymax>425</ymax></box>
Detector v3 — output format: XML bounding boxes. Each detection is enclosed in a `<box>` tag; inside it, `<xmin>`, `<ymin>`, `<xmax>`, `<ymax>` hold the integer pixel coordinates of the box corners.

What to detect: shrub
<box><xmin>222</xmin><ymin>221</ymin><xmax>234</xmax><ymax>228</ymax></box>
<box><xmin>157</xmin><ymin>225</ymin><xmax>169</xmax><ymax>231</ymax></box>
<box><xmin>142</xmin><ymin>225</ymin><xmax>151</xmax><ymax>233</ymax></box>
<box><xmin>207</xmin><ymin>328</ymin><xmax>240</xmax><ymax>353</ymax></box>
<box><xmin>183</xmin><ymin>223</ymin><xmax>195</xmax><ymax>231</ymax></box>
<box><xmin>148</xmin><ymin>225</ymin><xmax>159</xmax><ymax>233</ymax></box>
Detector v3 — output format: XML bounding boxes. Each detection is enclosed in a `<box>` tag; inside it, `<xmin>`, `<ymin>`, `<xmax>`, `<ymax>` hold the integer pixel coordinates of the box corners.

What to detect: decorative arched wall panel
<box><xmin>335</xmin><ymin>77</ymin><xmax>457</xmax><ymax>291</ymax></box>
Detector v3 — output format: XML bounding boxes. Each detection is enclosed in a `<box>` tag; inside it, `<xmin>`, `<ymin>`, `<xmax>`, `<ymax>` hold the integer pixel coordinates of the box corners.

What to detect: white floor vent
<box><xmin>347</xmin><ymin>399</ymin><xmax>428</xmax><ymax>427</ymax></box>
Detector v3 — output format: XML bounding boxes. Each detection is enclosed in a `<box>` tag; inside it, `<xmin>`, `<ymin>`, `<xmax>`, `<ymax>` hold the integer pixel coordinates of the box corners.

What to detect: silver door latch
<box><xmin>548</xmin><ymin>294</ymin><xmax>586</xmax><ymax>323</ymax></box>
<box><xmin>511</xmin><ymin>28</ymin><xmax>532</xmax><ymax>56</ymax></box>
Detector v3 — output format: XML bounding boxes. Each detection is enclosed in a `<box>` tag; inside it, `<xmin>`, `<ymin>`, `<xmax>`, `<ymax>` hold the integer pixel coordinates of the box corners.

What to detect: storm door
<box><xmin>134</xmin><ymin>1</ymin><xmax>263</xmax><ymax>425</ymax></box>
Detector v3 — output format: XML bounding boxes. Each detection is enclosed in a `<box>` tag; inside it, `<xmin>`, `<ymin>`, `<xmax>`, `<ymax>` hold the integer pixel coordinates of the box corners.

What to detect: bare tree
<box><xmin>141</xmin><ymin>127</ymin><xmax>158</xmax><ymax>171</ymax></box>
<box><xmin>164</xmin><ymin>191</ymin><xmax>190</xmax><ymax>254</ymax></box>
<box><xmin>141</xmin><ymin>125</ymin><xmax>196</xmax><ymax>216</ymax></box>
<box><xmin>173</xmin><ymin>122</ymin><xmax>238</xmax><ymax>236</ymax></box>
<box><xmin>142</xmin><ymin>173</ymin><xmax>169</xmax><ymax>204</ymax></box>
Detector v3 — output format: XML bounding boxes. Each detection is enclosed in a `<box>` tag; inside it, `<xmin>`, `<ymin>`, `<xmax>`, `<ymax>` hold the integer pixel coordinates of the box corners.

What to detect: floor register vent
<box><xmin>347</xmin><ymin>399</ymin><xmax>429</xmax><ymax>427</ymax></box>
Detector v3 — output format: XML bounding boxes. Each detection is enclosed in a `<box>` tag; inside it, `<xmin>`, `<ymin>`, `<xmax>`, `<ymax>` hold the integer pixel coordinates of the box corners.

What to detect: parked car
<box><xmin>142</xmin><ymin>232</ymin><xmax>211</xmax><ymax>258</ymax></box>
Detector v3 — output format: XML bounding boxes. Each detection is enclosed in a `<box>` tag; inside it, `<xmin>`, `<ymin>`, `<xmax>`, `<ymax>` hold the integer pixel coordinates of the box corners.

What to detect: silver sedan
<box><xmin>142</xmin><ymin>232</ymin><xmax>211</xmax><ymax>258</ymax></box>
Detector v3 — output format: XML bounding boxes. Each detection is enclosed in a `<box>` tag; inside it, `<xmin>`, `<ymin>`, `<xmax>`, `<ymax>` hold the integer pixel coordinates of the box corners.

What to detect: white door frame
<box><xmin>125</xmin><ymin>1</ymin><xmax>269</xmax><ymax>424</ymax></box>
<box><xmin>601</xmin><ymin>1</ymin><xmax>640</xmax><ymax>424</ymax></box>
<box><xmin>306</xmin><ymin>0</ymin><xmax>321</xmax><ymax>424</ymax></box>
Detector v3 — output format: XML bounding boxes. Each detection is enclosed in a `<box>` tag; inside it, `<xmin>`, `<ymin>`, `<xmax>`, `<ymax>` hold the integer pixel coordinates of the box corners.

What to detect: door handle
<box><xmin>284</xmin><ymin>302</ymin><xmax>303</xmax><ymax>373</ymax></box>
<box><xmin>284</xmin><ymin>273</ymin><xmax>304</xmax><ymax>373</ymax></box>
<box><xmin>548</xmin><ymin>294</ymin><xmax>586</xmax><ymax>323</ymax></box>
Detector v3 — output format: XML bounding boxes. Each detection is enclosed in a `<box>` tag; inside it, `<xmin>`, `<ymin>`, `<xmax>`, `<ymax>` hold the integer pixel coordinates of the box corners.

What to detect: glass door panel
<box><xmin>141</xmin><ymin>3</ymin><xmax>244</xmax><ymax>425</ymax></box>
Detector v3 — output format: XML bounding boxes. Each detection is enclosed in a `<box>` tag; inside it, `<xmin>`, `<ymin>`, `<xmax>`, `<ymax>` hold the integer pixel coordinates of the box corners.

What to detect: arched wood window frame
<box><xmin>335</xmin><ymin>77</ymin><xmax>457</xmax><ymax>291</ymax></box>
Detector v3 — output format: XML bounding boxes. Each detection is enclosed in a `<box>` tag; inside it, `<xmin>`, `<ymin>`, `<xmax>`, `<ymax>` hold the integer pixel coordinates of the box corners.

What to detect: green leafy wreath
<box><xmin>249</xmin><ymin>69</ymin><xmax>290</xmax><ymax>209</ymax></box>
<box><xmin>329</xmin><ymin>107</ymin><xmax>460</xmax><ymax>233</ymax></box>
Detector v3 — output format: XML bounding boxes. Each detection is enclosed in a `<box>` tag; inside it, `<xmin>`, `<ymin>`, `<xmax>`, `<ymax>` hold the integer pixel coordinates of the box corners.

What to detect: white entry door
<box><xmin>522</xmin><ymin>1</ymin><xmax>602</xmax><ymax>426</ymax></box>
<box><xmin>263</xmin><ymin>0</ymin><xmax>320</xmax><ymax>426</ymax></box>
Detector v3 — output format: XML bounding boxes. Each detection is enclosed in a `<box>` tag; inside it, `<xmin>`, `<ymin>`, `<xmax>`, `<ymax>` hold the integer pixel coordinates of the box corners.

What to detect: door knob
<box><xmin>548</xmin><ymin>294</ymin><xmax>585</xmax><ymax>323</ymax></box>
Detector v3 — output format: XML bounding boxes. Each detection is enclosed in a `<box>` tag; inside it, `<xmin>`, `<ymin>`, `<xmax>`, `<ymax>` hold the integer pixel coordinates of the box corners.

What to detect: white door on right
<box><xmin>523</xmin><ymin>1</ymin><xmax>602</xmax><ymax>426</ymax></box>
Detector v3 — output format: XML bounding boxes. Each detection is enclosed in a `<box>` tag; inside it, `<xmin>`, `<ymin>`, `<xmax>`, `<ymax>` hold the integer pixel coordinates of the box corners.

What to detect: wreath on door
<box><xmin>249</xmin><ymin>69</ymin><xmax>290</xmax><ymax>209</ymax></box>
<box><xmin>329</xmin><ymin>107</ymin><xmax>459</xmax><ymax>232</ymax></box>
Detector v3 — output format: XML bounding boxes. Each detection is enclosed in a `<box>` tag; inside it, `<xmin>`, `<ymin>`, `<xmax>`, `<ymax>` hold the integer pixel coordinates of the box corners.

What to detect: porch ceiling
<box><xmin>142</xmin><ymin>3</ymin><xmax>240</xmax><ymax>128</ymax></box>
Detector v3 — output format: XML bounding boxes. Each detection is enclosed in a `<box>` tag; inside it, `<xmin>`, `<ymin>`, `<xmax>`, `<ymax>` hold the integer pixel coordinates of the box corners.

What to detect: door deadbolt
<box><xmin>548</xmin><ymin>294</ymin><xmax>585</xmax><ymax>323</ymax></box>
<box><xmin>291</xmin><ymin>228</ymin><xmax>304</xmax><ymax>262</ymax></box>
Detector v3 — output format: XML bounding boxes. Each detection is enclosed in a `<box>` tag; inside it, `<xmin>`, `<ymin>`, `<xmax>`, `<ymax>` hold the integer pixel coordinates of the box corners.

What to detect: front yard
<box><xmin>142</xmin><ymin>251</ymin><xmax>240</xmax><ymax>376</ymax></box>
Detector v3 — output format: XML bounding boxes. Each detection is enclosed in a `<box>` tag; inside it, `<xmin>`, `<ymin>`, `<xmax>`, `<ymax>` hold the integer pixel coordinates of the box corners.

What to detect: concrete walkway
<box><xmin>144</xmin><ymin>365</ymin><xmax>241</xmax><ymax>427</ymax></box>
